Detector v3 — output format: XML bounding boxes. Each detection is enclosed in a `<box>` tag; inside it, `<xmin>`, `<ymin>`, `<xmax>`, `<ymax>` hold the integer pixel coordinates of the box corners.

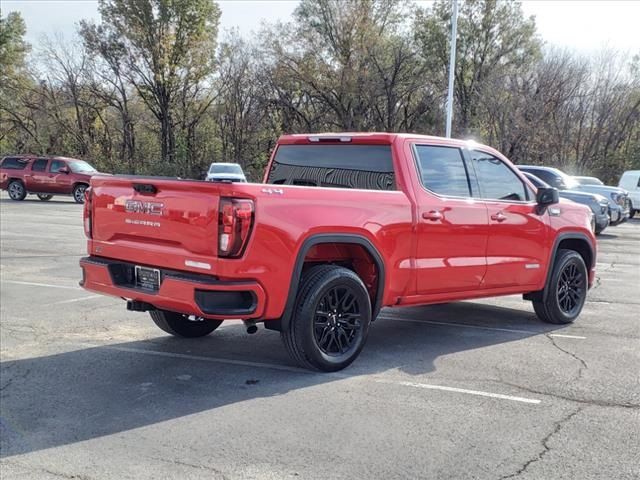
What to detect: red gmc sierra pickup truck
<box><xmin>80</xmin><ymin>133</ymin><xmax>596</xmax><ymax>371</ymax></box>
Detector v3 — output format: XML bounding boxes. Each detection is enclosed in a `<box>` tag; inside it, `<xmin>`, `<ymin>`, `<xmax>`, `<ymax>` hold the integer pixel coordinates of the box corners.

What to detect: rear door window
<box><xmin>414</xmin><ymin>145</ymin><xmax>473</xmax><ymax>197</ymax></box>
<box><xmin>472</xmin><ymin>151</ymin><xmax>530</xmax><ymax>202</ymax></box>
<box><xmin>1</xmin><ymin>157</ymin><xmax>28</xmax><ymax>170</ymax></box>
<box><xmin>31</xmin><ymin>159</ymin><xmax>48</xmax><ymax>171</ymax></box>
<box><xmin>267</xmin><ymin>144</ymin><xmax>396</xmax><ymax>190</ymax></box>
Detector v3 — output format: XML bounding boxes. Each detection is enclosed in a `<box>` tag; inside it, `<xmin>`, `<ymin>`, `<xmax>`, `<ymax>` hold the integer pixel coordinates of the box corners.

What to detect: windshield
<box><xmin>68</xmin><ymin>160</ymin><xmax>97</xmax><ymax>173</ymax></box>
<box><xmin>575</xmin><ymin>176</ymin><xmax>603</xmax><ymax>186</ymax></box>
<box><xmin>209</xmin><ymin>163</ymin><xmax>242</xmax><ymax>174</ymax></box>
<box><xmin>556</xmin><ymin>170</ymin><xmax>580</xmax><ymax>189</ymax></box>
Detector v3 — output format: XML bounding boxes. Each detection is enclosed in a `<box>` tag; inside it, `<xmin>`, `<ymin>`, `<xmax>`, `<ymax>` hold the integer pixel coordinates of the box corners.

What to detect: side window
<box><xmin>472</xmin><ymin>151</ymin><xmax>528</xmax><ymax>202</ymax></box>
<box><xmin>533</xmin><ymin>169</ymin><xmax>558</xmax><ymax>187</ymax></box>
<box><xmin>1</xmin><ymin>157</ymin><xmax>27</xmax><ymax>170</ymax></box>
<box><xmin>414</xmin><ymin>145</ymin><xmax>472</xmax><ymax>197</ymax></box>
<box><xmin>49</xmin><ymin>160</ymin><xmax>65</xmax><ymax>173</ymax></box>
<box><xmin>31</xmin><ymin>159</ymin><xmax>48</xmax><ymax>171</ymax></box>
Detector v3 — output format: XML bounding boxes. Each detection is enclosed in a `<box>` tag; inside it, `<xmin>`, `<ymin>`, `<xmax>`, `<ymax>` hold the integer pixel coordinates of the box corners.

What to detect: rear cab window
<box><xmin>267</xmin><ymin>144</ymin><xmax>396</xmax><ymax>191</ymax></box>
<box><xmin>1</xmin><ymin>157</ymin><xmax>29</xmax><ymax>170</ymax></box>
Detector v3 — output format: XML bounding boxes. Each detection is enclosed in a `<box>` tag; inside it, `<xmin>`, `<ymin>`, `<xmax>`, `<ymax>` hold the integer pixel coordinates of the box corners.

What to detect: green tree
<box><xmin>414</xmin><ymin>0</ymin><xmax>541</xmax><ymax>135</ymax></box>
<box><xmin>92</xmin><ymin>0</ymin><xmax>221</xmax><ymax>164</ymax></box>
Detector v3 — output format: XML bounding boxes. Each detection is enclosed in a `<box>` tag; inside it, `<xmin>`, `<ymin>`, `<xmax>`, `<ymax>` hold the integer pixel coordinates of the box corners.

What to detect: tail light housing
<box><xmin>218</xmin><ymin>198</ymin><xmax>254</xmax><ymax>257</ymax></box>
<box><xmin>83</xmin><ymin>187</ymin><xmax>93</xmax><ymax>238</ymax></box>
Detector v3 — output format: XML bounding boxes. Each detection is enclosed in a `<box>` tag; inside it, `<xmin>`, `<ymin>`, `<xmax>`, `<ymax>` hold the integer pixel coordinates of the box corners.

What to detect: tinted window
<box><xmin>1</xmin><ymin>157</ymin><xmax>27</xmax><ymax>170</ymax></box>
<box><xmin>414</xmin><ymin>145</ymin><xmax>471</xmax><ymax>197</ymax></box>
<box><xmin>473</xmin><ymin>151</ymin><xmax>528</xmax><ymax>201</ymax></box>
<box><xmin>209</xmin><ymin>163</ymin><xmax>242</xmax><ymax>174</ymax></box>
<box><xmin>523</xmin><ymin>173</ymin><xmax>547</xmax><ymax>188</ymax></box>
<box><xmin>68</xmin><ymin>160</ymin><xmax>96</xmax><ymax>173</ymax></box>
<box><xmin>268</xmin><ymin>145</ymin><xmax>395</xmax><ymax>190</ymax></box>
<box><xmin>49</xmin><ymin>160</ymin><xmax>65</xmax><ymax>173</ymax></box>
<box><xmin>523</xmin><ymin>168</ymin><xmax>558</xmax><ymax>187</ymax></box>
<box><xmin>32</xmin><ymin>159</ymin><xmax>48</xmax><ymax>171</ymax></box>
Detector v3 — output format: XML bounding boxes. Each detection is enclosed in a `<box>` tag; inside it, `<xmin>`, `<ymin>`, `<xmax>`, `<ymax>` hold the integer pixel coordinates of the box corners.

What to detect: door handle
<box><xmin>422</xmin><ymin>210</ymin><xmax>443</xmax><ymax>221</ymax></box>
<box><xmin>491</xmin><ymin>212</ymin><xmax>507</xmax><ymax>222</ymax></box>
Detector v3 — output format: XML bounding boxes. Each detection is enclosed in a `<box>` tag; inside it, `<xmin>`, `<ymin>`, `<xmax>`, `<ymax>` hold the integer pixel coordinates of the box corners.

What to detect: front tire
<box><xmin>37</xmin><ymin>194</ymin><xmax>53</xmax><ymax>201</ymax></box>
<box><xmin>8</xmin><ymin>180</ymin><xmax>26</xmax><ymax>201</ymax></box>
<box><xmin>150</xmin><ymin>310</ymin><xmax>223</xmax><ymax>337</ymax></box>
<box><xmin>281</xmin><ymin>265</ymin><xmax>372</xmax><ymax>372</ymax></box>
<box><xmin>533</xmin><ymin>249</ymin><xmax>588</xmax><ymax>325</ymax></box>
<box><xmin>73</xmin><ymin>184</ymin><xmax>88</xmax><ymax>204</ymax></box>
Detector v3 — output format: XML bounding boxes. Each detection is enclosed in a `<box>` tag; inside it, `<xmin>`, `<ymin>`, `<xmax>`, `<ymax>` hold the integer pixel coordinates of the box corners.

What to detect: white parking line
<box><xmin>1</xmin><ymin>280</ymin><xmax>80</xmax><ymax>290</ymax></box>
<box><xmin>47</xmin><ymin>295</ymin><xmax>103</xmax><ymax>306</ymax></box>
<box><xmin>95</xmin><ymin>344</ymin><xmax>541</xmax><ymax>405</ymax></box>
<box><xmin>379</xmin><ymin>316</ymin><xmax>585</xmax><ymax>339</ymax></box>
<box><xmin>373</xmin><ymin>379</ymin><xmax>541</xmax><ymax>404</ymax></box>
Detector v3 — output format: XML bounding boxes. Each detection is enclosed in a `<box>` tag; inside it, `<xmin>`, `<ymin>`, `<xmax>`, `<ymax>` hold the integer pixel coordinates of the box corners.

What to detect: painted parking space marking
<box><xmin>1</xmin><ymin>280</ymin><xmax>81</xmax><ymax>290</ymax></box>
<box><xmin>373</xmin><ymin>379</ymin><xmax>541</xmax><ymax>404</ymax></box>
<box><xmin>46</xmin><ymin>295</ymin><xmax>104</xmax><ymax>306</ymax></box>
<box><xmin>93</xmin><ymin>343</ymin><xmax>541</xmax><ymax>405</ymax></box>
<box><xmin>379</xmin><ymin>316</ymin><xmax>585</xmax><ymax>339</ymax></box>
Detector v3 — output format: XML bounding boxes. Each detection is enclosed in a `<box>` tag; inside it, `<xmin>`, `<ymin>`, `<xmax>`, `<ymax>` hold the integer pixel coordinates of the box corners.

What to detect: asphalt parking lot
<box><xmin>0</xmin><ymin>193</ymin><xmax>638</xmax><ymax>480</ymax></box>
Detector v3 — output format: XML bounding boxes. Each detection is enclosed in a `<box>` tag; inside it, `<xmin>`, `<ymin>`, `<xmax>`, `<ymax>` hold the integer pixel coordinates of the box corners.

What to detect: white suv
<box><xmin>619</xmin><ymin>170</ymin><xmax>640</xmax><ymax>218</ymax></box>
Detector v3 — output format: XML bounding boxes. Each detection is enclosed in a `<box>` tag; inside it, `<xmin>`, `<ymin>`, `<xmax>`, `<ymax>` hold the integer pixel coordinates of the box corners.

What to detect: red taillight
<box><xmin>83</xmin><ymin>187</ymin><xmax>93</xmax><ymax>238</ymax></box>
<box><xmin>218</xmin><ymin>198</ymin><xmax>254</xmax><ymax>257</ymax></box>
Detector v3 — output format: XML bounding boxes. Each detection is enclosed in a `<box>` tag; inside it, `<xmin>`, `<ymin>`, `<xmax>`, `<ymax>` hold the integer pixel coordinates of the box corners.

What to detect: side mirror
<box><xmin>59</xmin><ymin>166</ymin><xmax>70</xmax><ymax>174</ymax></box>
<box><xmin>536</xmin><ymin>186</ymin><xmax>559</xmax><ymax>207</ymax></box>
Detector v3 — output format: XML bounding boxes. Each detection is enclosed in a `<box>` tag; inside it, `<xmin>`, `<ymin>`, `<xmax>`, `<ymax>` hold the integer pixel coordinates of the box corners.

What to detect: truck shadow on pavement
<box><xmin>0</xmin><ymin>302</ymin><xmax>564</xmax><ymax>458</ymax></box>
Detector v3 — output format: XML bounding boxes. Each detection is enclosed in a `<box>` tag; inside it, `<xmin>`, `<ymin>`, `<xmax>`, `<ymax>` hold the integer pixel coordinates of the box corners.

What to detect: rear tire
<box><xmin>281</xmin><ymin>265</ymin><xmax>372</xmax><ymax>372</ymax></box>
<box><xmin>37</xmin><ymin>194</ymin><xmax>53</xmax><ymax>201</ymax></box>
<box><xmin>73</xmin><ymin>184</ymin><xmax>88</xmax><ymax>204</ymax></box>
<box><xmin>150</xmin><ymin>310</ymin><xmax>223</xmax><ymax>338</ymax></box>
<box><xmin>629</xmin><ymin>209</ymin><xmax>636</xmax><ymax>219</ymax></box>
<box><xmin>8</xmin><ymin>180</ymin><xmax>26</xmax><ymax>201</ymax></box>
<box><xmin>533</xmin><ymin>249</ymin><xmax>588</xmax><ymax>325</ymax></box>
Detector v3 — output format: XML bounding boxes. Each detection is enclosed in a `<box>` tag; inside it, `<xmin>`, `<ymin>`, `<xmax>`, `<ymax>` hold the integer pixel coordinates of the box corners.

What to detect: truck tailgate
<box><xmin>89</xmin><ymin>176</ymin><xmax>221</xmax><ymax>272</ymax></box>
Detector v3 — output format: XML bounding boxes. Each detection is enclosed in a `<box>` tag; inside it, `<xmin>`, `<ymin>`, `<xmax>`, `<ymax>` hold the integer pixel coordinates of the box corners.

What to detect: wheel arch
<box><xmin>528</xmin><ymin>232</ymin><xmax>595</xmax><ymax>302</ymax></box>
<box><xmin>277</xmin><ymin>234</ymin><xmax>386</xmax><ymax>331</ymax></box>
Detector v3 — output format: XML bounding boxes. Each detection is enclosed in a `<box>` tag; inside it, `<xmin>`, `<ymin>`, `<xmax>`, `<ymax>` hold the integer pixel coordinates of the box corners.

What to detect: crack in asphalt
<box><xmin>546</xmin><ymin>334</ymin><xmax>588</xmax><ymax>380</ymax></box>
<box><xmin>0</xmin><ymin>367</ymin><xmax>32</xmax><ymax>395</ymax></box>
<box><xmin>0</xmin><ymin>460</ymin><xmax>94</xmax><ymax>480</ymax></box>
<box><xmin>499</xmin><ymin>407</ymin><xmax>583</xmax><ymax>479</ymax></box>
<box><xmin>151</xmin><ymin>456</ymin><xmax>230</xmax><ymax>479</ymax></box>
<box><xmin>495</xmin><ymin>380</ymin><xmax>639</xmax><ymax>410</ymax></box>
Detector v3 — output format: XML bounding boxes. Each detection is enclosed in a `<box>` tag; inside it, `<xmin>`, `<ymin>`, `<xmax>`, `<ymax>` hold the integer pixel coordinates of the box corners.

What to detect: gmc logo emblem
<box><xmin>125</xmin><ymin>200</ymin><xmax>164</xmax><ymax>216</ymax></box>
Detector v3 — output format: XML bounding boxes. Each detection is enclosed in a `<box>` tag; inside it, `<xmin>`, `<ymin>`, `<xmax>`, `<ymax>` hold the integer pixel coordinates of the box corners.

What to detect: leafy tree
<box><xmin>91</xmin><ymin>0</ymin><xmax>221</xmax><ymax>164</ymax></box>
<box><xmin>414</xmin><ymin>0</ymin><xmax>541</xmax><ymax>135</ymax></box>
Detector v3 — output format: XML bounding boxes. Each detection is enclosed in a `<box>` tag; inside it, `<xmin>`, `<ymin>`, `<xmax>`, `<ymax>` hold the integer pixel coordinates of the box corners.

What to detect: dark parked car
<box><xmin>0</xmin><ymin>155</ymin><xmax>99</xmax><ymax>203</ymax></box>
<box><xmin>523</xmin><ymin>172</ymin><xmax>609</xmax><ymax>234</ymax></box>
<box><xmin>518</xmin><ymin>166</ymin><xmax>629</xmax><ymax>225</ymax></box>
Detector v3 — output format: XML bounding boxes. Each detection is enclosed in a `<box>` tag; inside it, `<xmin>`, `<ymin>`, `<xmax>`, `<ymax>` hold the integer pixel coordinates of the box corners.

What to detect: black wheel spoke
<box><xmin>313</xmin><ymin>284</ymin><xmax>363</xmax><ymax>356</ymax></box>
<box><xmin>557</xmin><ymin>260</ymin><xmax>586</xmax><ymax>315</ymax></box>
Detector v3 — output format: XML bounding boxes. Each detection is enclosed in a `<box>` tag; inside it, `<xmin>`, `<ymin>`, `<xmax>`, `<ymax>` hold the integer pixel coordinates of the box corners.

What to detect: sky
<box><xmin>2</xmin><ymin>0</ymin><xmax>640</xmax><ymax>53</ymax></box>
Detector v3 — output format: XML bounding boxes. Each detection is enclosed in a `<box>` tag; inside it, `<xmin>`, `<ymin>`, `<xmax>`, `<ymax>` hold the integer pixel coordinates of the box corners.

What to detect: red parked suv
<box><xmin>80</xmin><ymin>133</ymin><xmax>596</xmax><ymax>371</ymax></box>
<box><xmin>0</xmin><ymin>155</ymin><xmax>98</xmax><ymax>203</ymax></box>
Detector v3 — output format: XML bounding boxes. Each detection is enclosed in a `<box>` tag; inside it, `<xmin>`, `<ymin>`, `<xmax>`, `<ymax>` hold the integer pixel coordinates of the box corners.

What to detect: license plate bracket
<box><xmin>135</xmin><ymin>266</ymin><xmax>161</xmax><ymax>291</ymax></box>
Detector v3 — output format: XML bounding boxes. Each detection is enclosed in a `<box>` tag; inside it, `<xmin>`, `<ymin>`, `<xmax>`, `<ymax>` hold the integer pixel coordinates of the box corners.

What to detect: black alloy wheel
<box><xmin>556</xmin><ymin>262</ymin><xmax>585</xmax><ymax>317</ymax></box>
<box><xmin>533</xmin><ymin>249</ymin><xmax>588</xmax><ymax>325</ymax></box>
<box><xmin>314</xmin><ymin>285</ymin><xmax>363</xmax><ymax>356</ymax></box>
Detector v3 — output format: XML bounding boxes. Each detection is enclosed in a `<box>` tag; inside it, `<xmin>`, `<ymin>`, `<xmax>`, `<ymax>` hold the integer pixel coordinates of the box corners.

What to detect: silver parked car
<box><xmin>205</xmin><ymin>162</ymin><xmax>247</xmax><ymax>183</ymax></box>
<box><xmin>518</xmin><ymin>166</ymin><xmax>629</xmax><ymax>225</ymax></box>
<box><xmin>523</xmin><ymin>172</ymin><xmax>609</xmax><ymax>235</ymax></box>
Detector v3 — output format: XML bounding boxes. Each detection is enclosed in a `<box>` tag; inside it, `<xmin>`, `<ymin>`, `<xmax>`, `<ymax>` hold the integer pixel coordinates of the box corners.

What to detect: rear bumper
<box><xmin>80</xmin><ymin>256</ymin><xmax>266</xmax><ymax>320</ymax></box>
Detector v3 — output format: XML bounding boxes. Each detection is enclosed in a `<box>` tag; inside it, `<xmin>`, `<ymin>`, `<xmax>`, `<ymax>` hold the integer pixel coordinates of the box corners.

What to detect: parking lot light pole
<box><xmin>445</xmin><ymin>0</ymin><xmax>458</xmax><ymax>138</ymax></box>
